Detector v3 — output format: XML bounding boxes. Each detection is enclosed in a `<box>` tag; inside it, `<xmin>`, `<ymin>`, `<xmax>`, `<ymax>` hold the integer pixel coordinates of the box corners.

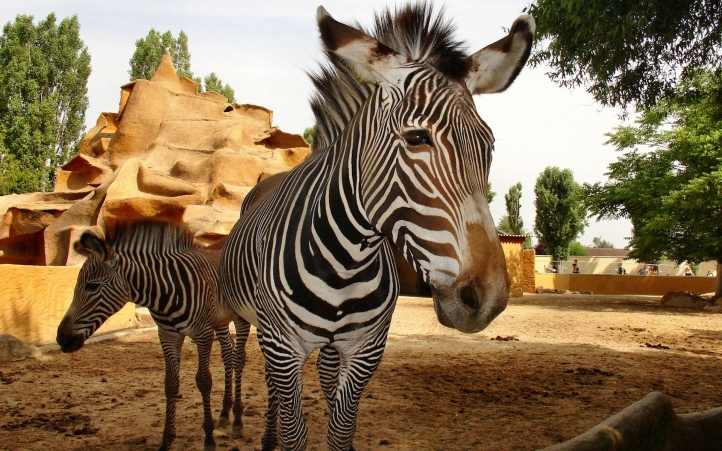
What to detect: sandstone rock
<box><xmin>0</xmin><ymin>334</ymin><xmax>38</xmax><ymax>362</ymax></box>
<box><xmin>0</xmin><ymin>54</ymin><xmax>311</xmax><ymax>267</ymax></box>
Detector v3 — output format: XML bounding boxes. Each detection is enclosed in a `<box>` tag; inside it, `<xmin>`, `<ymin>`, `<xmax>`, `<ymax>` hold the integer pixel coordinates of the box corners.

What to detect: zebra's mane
<box><xmin>309</xmin><ymin>2</ymin><xmax>470</xmax><ymax>151</ymax></box>
<box><xmin>106</xmin><ymin>219</ymin><xmax>196</xmax><ymax>255</ymax></box>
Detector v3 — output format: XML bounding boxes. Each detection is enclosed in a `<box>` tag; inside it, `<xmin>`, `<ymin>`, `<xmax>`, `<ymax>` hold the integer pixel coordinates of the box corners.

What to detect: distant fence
<box><xmin>534</xmin><ymin>273</ymin><xmax>716</xmax><ymax>296</ymax></box>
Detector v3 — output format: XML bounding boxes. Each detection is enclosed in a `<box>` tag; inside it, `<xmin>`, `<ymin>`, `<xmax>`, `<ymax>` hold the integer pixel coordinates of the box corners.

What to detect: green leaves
<box><xmin>0</xmin><ymin>13</ymin><xmax>90</xmax><ymax>194</ymax></box>
<box><xmin>203</xmin><ymin>72</ymin><xmax>235</xmax><ymax>103</ymax></box>
<box><xmin>527</xmin><ymin>0</ymin><xmax>722</xmax><ymax>111</ymax></box>
<box><xmin>534</xmin><ymin>167</ymin><xmax>587</xmax><ymax>261</ymax></box>
<box><xmin>498</xmin><ymin>182</ymin><xmax>524</xmax><ymax>235</ymax></box>
<box><xmin>585</xmin><ymin>68</ymin><xmax>722</xmax><ymax>267</ymax></box>
<box><xmin>128</xmin><ymin>29</ymin><xmax>236</xmax><ymax>102</ymax></box>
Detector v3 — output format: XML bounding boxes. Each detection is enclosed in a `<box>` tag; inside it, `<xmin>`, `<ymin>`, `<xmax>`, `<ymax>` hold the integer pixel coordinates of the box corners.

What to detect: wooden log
<box><xmin>539</xmin><ymin>391</ymin><xmax>722</xmax><ymax>451</ymax></box>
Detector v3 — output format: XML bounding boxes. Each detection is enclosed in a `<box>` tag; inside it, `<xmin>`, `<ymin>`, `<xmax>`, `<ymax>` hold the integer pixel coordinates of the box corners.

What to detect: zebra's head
<box><xmin>56</xmin><ymin>231</ymin><xmax>130</xmax><ymax>353</ymax></box>
<box><xmin>316</xmin><ymin>5</ymin><xmax>534</xmax><ymax>333</ymax></box>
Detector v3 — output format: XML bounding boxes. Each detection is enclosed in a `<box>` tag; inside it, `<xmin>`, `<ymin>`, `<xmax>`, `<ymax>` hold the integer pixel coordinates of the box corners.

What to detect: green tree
<box><xmin>534</xmin><ymin>167</ymin><xmax>587</xmax><ymax>262</ymax></box>
<box><xmin>586</xmin><ymin>68</ymin><xmax>722</xmax><ymax>296</ymax></box>
<box><xmin>0</xmin><ymin>13</ymin><xmax>91</xmax><ymax>194</ymax></box>
<box><xmin>498</xmin><ymin>182</ymin><xmax>523</xmax><ymax>235</ymax></box>
<box><xmin>591</xmin><ymin>237</ymin><xmax>615</xmax><ymax>248</ymax></box>
<box><xmin>129</xmin><ymin>29</ymin><xmax>197</xmax><ymax>81</ymax></box>
<box><xmin>569</xmin><ymin>241</ymin><xmax>588</xmax><ymax>256</ymax></box>
<box><xmin>487</xmin><ymin>182</ymin><xmax>495</xmax><ymax>204</ymax></box>
<box><xmin>204</xmin><ymin>72</ymin><xmax>235</xmax><ymax>103</ymax></box>
<box><xmin>303</xmin><ymin>125</ymin><xmax>316</xmax><ymax>149</ymax></box>
<box><xmin>526</xmin><ymin>0</ymin><xmax>722</xmax><ymax>111</ymax></box>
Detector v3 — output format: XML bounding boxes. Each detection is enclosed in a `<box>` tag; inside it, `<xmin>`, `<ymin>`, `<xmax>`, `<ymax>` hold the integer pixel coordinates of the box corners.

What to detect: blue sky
<box><xmin>1</xmin><ymin>0</ymin><xmax>634</xmax><ymax>248</ymax></box>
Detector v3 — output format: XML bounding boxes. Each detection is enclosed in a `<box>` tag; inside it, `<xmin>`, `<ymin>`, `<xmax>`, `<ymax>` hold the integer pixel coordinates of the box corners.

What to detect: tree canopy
<box><xmin>0</xmin><ymin>13</ymin><xmax>91</xmax><ymax>194</ymax></box>
<box><xmin>498</xmin><ymin>182</ymin><xmax>524</xmax><ymax>235</ymax></box>
<box><xmin>129</xmin><ymin>29</ymin><xmax>236</xmax><ymax>102</ymax></box>
<box><xmin>203</xmin><ymin>73</ymin><xmax>235</xmax><ymax>103</ymax></box>
<box><xmin>585</xmin><ymin>67</ymin><xmax>722</xmax><ymax>295</ymax></box>
<box><xmin>534</xmin><ymin>167</ymin><xmax>587</xmax><ymax>261</ymax></box>
<box><xmin>129</xmin><ymin>29</ymin><xmax>196</xmax><ymax>81</ymax></box>
<box><xmin>591</xmin><ymin>237</ymin><xmax>614</xmax><ymax>248</ymax></box>
<box><xmin>526</xmin><ymin>0</ymin><xmax>722</xmax><ymax>111</ymax></box>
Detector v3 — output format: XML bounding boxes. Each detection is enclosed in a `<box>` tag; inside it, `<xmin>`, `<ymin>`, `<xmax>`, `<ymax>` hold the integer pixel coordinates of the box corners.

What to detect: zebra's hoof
<box><xmin>231</xmin><ymin>424</ymin><xmax>244</xmax><ymax>438</ymax></box>
<box><xmin>215</xmin><ymin>416</ymin><xmax>230</xmax><ymax>428</ymax></box>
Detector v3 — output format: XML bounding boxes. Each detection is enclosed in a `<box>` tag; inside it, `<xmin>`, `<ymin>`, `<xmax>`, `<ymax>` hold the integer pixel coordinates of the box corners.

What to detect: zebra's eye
<box><xmin>403</xmin><ymin>130</ymin><xmax>432</xmax><ymax>146</ymax></box>
<box><xmin>85</xmin><ymin>282</ymin><xmax>101</xmax><ymax>291</ymax></box>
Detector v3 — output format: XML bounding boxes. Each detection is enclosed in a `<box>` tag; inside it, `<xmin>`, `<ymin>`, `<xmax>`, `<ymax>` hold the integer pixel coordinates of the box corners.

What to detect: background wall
<box><xmin>0</xmin><ymin>265</ymin><xmax>138</xmax><ymax>345</ymax></box>
<box><xmin>535</xmin><ymin>273</ymin><xmax>716</xmax><ymax>296</ymax></box>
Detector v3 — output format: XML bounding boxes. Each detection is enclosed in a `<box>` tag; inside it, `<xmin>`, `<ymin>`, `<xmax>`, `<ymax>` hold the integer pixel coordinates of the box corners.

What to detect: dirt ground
<box><xmin>2</xmin><ymin>293</ymin><xmax>722</xmax><ymax>451</ymax></box>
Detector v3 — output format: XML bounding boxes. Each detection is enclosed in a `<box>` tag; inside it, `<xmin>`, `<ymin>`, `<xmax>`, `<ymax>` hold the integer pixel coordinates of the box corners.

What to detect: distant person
<box><xmin>684</xmin><ymin>266</ymin><xmax>693</xmax><ymax>276</ymax></box>
<box><xmin>572</xmin><ymin>261</ymin><xmax>580</xmax><ymax>274</ymax></box>
<box><xmin>638</xmin><ymin>266</ymin><xmax>648</xmax><ymax>275</ymax></box>
<box><xmin>616</xmin><ymin>263</ymin><xmax>627</xmax><ymax>275</ymax></box>
<box><xmin>707</xmin><ymin>270</ymin><xmax>715</xmax><ymax>277</ymax></box>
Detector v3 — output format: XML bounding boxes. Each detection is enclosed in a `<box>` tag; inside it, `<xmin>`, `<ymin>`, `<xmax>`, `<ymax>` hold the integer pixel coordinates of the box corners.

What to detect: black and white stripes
<box><xmin>218</xmin><ymin>3</ymin><xmax>534</xmax><ymax>451</ymax></box>
<box><xmin>57</xmin><ymin>220</ymin><xmax>249</xmax><ymax>451</ymax></box>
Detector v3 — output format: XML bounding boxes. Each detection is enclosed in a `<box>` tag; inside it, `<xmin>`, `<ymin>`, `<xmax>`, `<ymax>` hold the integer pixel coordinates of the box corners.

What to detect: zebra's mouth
<box><xmin>56</xmin><ymin>332</ymin><xmax>86</xmax><ymax>353</ymax></box>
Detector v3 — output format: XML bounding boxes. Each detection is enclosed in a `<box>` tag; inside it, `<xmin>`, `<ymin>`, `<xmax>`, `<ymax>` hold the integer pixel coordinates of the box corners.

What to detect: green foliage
<box><xmin>303</xmin><ymin>125</ymin><xmax>316</xmax><ymax>149</ymax></box>
<box><xmin>129</xmin><ymin>29</ymin><xmax>197</xmax><ymax>81</ymax></box>
<box><xmin>568</xmin><ymin>241</ymin><xmax>588</xmax><ymax>256</ymax></box>
<box><xmin>585</xmin><ymin>68</ymin><xmax>722</xmax><ymax>275</ymax></box>
<box><xmin>534</xmin><ymin>167</ymin><xmax>587</xmax><ymax>261</ymax></box>
<box><xmin>487</xmin><ymin>182</ymin><xmax>495</xmax><ymax>204</ymax></box>
<box><xmin>129</xmin><ymin>29</ymin><xmax>236</xmax><ymax>102</ymax></box>
<box><xmin>500</xmin><ymin>182</ymin><xmax>523</xmax><ymax>235</ymax></box>
<box><xmin>526</xmin><ymin>0</ymin><xmax>722</xmax><ymax>111</ymax></box>
<box><xmin>0</xmin><ymin>13</ymin><xmax>91</xmax><ymax>194</ymax></box>
<box><xmin>591</xmin><ymin>236</ymin><xmax>614</xmax><ymax>248</ymax></box>
<box><xmin>204</xmin><ymin>72</ymin><xmax>235</xmax><ymax>103</ymax></box>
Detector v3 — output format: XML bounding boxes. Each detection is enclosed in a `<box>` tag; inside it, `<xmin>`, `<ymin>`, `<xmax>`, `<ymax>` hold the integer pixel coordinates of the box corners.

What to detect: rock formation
<box><xmin>0</xmin><ymin>55</ymin><xmax>311</xmax><ymax>266</ymax></box>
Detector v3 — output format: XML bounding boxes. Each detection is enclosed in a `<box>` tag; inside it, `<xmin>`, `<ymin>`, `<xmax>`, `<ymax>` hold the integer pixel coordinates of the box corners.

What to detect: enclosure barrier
<box><xmin>534</xmin><ymin>273</ymin><xmax>715</xmax><ymax>296</ymax></box>
<box><xmin>0</xmin><ymin>264</ymin><xmax>137</xmax><ymax>345</ymax></box>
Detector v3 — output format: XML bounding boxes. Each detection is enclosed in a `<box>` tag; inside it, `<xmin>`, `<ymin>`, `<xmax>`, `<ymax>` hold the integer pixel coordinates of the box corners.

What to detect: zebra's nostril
<box><xmin>457</xmin><ymin>284</ymin><xmax>480</xmax><ymax>313</ymax></box>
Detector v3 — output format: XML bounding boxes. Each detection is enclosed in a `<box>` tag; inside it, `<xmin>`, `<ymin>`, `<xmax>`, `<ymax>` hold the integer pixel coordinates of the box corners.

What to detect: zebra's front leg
<box><xmin>215</xmin><ymin>325</ymin><xmax>234</xmax><ymax>429</ymax></box>
<box><xmin>194</xmin><ymin>334</ymin><xmax>217</xmax><ymax>451</ymax></box>
<box><xmin>326</xmin><ymin>345</ymin><xmax>386</xmax><ymax>451</ymax></box>
<box><xmin>231</xmin><ymin>319</ymin><xmax>251</xmax><ymax>438</ymax></box>
<box><xmin>261</xmin><ymin>338</ymin><xmax>308</xmax><ymax>451</ymax></box>
<box><xmin>316</xmin><ymin>345</ymin><xmax>340</xmax><ymax>412</ymax></box>
<box><xmin>257</xmin><ymin>329</ymin><xmax>279</xmax><ymax>451</ymax></box>
<box><xmin>158</xmin><ymin>329</ymin><xmax>185</xmax><ymax>451</ymax></box>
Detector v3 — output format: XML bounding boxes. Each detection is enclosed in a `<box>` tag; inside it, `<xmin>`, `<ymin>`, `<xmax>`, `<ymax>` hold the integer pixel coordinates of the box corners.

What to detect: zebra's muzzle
<box><xmin>431</xmin><ymin>281</ymin><xmax>508</xmax><ymax>334</ymax></box>
<box><xmin>56</xmin><ymin>331</ymin><xmax>86</xmax><ymax>353</ymax></box>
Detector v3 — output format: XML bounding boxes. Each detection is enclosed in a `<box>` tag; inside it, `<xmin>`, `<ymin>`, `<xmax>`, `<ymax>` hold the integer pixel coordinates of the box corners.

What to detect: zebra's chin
<box><xmin>431</xmin><ymin>284</ymin><xmax>508</xmax><ymax>334</ymax></box>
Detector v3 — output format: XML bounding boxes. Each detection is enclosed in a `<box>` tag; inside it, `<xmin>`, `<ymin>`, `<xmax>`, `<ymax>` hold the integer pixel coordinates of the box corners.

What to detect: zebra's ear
<box><xmin>317</xmin><ymin>6</ymin><xmax>410</xmax><ymax>85</ymax></box>
<box><xmin>76</xmin><ymin>231</ymin><xmax>114</xmax><ymax>262</ymax></box>
<box><xmin>464</xmin><ymin>15</ymin><xmax>535</xmax><ymax>95</ymax></box>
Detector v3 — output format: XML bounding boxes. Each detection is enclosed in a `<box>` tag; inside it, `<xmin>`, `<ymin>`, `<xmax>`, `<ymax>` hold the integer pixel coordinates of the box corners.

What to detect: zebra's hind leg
<box><xmin>231</xmin><ymin>320</ymin><xmax>251</xmax><ymax>438</ymax></box>
<box><xmin>194</xmin><ymin>334</ymin><xmax>217</xmax><ymax>451</ymax></box>
<box><xmin>158</xmin><ymin>329</ymin><xmax>185</xmax><ymax>451</ymax></box>
<box><xmin>316</xmin><ymin>345</ymin><xmax>340</xmax><ymax>412</ymax></box>
<box><xmin>215</xmin><ymin>325</ymin><xmax>233</xmax><ymax>429</ymax></box>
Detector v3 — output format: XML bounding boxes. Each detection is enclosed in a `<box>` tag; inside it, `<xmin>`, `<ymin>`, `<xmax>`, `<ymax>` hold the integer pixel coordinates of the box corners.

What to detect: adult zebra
<box><xmin>218</xmin><ymin>4</ymin><xmax>535</xmax><ymax>450</ymax></box>
<box><xmin>56</xmin><ymin>220</ymin><xmax>249</xmax><ymax>451</ymax></box>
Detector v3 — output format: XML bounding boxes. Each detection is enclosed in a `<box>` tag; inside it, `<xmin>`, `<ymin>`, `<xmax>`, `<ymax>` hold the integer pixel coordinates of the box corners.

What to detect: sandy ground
<box><xmin>2</xmin><ymin>293</ymin><xmax>722</xmax><ymax>451</ymax></box>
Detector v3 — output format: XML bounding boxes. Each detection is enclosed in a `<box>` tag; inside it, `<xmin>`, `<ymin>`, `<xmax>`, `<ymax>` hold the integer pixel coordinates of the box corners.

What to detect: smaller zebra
<box><xmin>56</xmin><ymin>220</ymin><xmax>249</xmax><ymax>451</ymax></box>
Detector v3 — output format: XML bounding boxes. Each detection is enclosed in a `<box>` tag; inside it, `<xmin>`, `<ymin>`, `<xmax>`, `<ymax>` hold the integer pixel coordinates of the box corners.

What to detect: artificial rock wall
<box><xmin>0</xmin><ymin>54</ymin><xmax>311</xmax><ymax>266</ymax></box>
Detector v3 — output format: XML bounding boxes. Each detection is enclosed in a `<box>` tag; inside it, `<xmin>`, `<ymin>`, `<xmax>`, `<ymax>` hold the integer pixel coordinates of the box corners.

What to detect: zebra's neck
<box><xmin>117</xmin><ymin>254</ymin><xmax>184</xmax><ymax>311</ymax></box>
